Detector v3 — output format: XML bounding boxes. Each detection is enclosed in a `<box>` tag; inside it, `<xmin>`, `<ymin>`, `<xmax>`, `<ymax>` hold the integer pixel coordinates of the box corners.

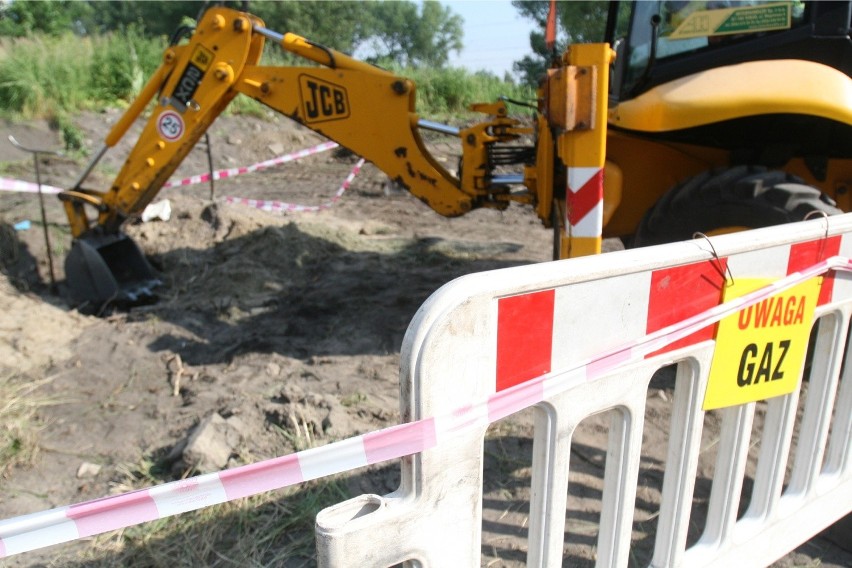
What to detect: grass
<box><xmin>61</xmin><ymin>423</ymin><xmax>351</xmax><ymax>565</ymax></box>
<box><xmin>0</xmin><ymin>32</ymin><xmax>533</xmax><ymax>122</ymax></box>
<box><xmin>0</xmin><ymin>372</ymin><xmax>59</xmax><ymax>478</ymax></box>
<box><xmin>79</xmin><ymin>458</ymin><xmax>350</xmax><ymax>566</ymax></box>
<box><xmin>401</xmin><ymin>65</ymin><xmax>536</xmax><ymax>118</ymax></box>
<box><xmin>49</xmin><ymin>113</ymin><xmax>86</xmax><ymax>153</ymax></box>
<box><xmin>0</xmin><ymin>31</ymin><xmax>162</xmax><ymax>118</ymax></box>
<box><xmin>97</xmin><ymin>494</ymin><xmax>307</xmax><ymax>564</ymax></box>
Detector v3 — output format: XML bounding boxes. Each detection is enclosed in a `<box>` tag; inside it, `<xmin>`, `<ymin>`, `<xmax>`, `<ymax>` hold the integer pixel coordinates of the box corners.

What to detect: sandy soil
<box><xmin>0</xmin><ymin>112</ymin><xmax>848</xmax><ymax>567</ymax></box>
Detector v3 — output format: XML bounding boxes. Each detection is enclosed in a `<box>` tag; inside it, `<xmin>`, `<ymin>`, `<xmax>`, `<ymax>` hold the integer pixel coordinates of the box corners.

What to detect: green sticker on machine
<box><xmin>669</xmin><ymin>2</ymin><xmax>792</xmax><ymax>40</ymax></box>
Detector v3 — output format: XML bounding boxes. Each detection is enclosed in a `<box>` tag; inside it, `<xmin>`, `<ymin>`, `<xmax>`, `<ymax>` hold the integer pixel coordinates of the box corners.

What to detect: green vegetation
<box><xmin>395</xmin><ymin>65</ymin><xmax>534</xmax><ymax>118</ymax></box>
<box><xmin>0</xmin><ymin>0</ymin><xmax>536</xmax><ymax>122</ymax></box>
<box><xmin>0</xmin><ymin>31</ymin><xmax>531</xmax><ymax>122</ymax></box>
<box><xmin>0</xmin><ymin>0</ymin><xmax>464</xmax><ymax>69</ymax></box>
<box><xmin>0</xmin><ymin>31</ymin><xmax>162</xmax><ymax>117</ymax></box>
<box><xmin>511</xmin><ymin>0</ymin><xmax>609</xmax><ymax>86</ymax></box>
<box><xmin>0</xmin><ymin>0</ymin><xmax>598</xmax><ymax>121</ymax></box>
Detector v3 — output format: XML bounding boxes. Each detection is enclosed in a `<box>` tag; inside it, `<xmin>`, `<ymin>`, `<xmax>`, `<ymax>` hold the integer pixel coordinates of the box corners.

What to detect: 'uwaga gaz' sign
<box><xmin>704</xmin><ymin>277</ymin><xmax>821</xmax><ymax>410</ymax></box>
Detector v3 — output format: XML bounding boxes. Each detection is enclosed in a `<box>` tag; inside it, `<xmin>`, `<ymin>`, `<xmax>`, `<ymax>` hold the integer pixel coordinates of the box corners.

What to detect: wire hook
<box><xmin>693</xmin><ymin>232</ymin><xmax>735</xmax><ymax>288</ymax></box>
<box><xmin>804</xmin><ymin>210</ymin><xmax>831</xmax><ymax>251</ymax></box>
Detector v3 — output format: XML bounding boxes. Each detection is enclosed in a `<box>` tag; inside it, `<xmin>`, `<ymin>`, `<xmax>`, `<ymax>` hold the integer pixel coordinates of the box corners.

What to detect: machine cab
<box><xmin>607</xmin><ymin>0</ymin><xmax>851</xmax><ymax>103</ymax></box>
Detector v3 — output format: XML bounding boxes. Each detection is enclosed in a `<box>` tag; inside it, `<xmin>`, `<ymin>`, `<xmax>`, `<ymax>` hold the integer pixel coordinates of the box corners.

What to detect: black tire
<box><xmin>632</xmin><ymin>166</ymin><xmax>841</xmax><ymax>248</ymax></box>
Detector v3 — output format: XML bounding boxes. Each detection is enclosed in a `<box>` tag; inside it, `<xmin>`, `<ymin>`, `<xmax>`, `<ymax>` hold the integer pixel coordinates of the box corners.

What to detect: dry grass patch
<box><xmin>0</xmin><ymin>372</ymin><xmax>58</xmax><ymax>477</ymax></box>
<box><xmin>75</xmin><ymin>458</ymin><xmax>350</xmax><ymax>566</ymax></box>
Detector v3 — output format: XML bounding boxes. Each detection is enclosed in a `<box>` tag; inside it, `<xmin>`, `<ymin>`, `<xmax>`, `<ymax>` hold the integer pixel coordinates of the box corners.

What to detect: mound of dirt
<box><xmin>0</xmin><ymin>109</ymin><xmax>552</xmax><ymax>564</ymax></box>
<box><xmin>0</xmin><ymin>111</ymin><xmax>848</xmax><ymax>567</ymax></box>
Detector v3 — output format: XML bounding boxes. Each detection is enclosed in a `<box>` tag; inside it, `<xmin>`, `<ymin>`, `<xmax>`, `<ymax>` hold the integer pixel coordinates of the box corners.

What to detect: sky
<box><xmin>441</xmin><ymin>1</ymin><xmax>538</xmax><ymax>78</ymax></box>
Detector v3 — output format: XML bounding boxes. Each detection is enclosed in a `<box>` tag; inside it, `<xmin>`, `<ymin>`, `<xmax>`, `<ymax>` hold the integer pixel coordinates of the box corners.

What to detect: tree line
<box><xmin>0</xmin><ymin>0</ymin><xmax>609</xmax><ymax>87</ymax></box>
<box><xmin>0</xmin><ymin>0</ymin><xmax>464</xmax><ymax>69</ymax></box>
<box><xmin>510</xmin><ymin>1</ymin><xmax>609</xmax><ymax>86</ymax></box>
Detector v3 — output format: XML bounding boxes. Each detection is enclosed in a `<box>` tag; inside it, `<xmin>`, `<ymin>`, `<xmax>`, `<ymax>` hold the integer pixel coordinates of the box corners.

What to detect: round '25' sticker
<box><xmin>157</xmin><ymin>110</ymin><xmax>184</xmax><ymax>142</ymax></box>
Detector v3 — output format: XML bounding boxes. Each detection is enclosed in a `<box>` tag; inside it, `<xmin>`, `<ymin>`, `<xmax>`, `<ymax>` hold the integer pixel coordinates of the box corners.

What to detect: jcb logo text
<box><xmin>300</xmin><ymin>75</ymin><xmax>349</xmax><ymax>123</ymax></box>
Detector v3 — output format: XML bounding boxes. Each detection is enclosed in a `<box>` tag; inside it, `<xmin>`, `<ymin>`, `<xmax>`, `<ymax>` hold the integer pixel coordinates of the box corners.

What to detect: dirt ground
<box><xmin>0</xmin><ymin>111</ymin><xmax>848</xmax><ymax>567</ymax></box>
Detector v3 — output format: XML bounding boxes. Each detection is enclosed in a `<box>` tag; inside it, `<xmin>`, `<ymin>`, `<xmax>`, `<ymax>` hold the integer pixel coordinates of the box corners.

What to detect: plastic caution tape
<box><xmin>0</xmin><ymin>178</ymin><xmax>62</xmax><ymax>194</ymax></box>
<box><xmin>0</xmin><ymin>141</ymin><xmax>339</xmax><ymax>196</ymax></box>
<box><xmin>223</xmin><ymin>158</ymin><xmax>365</xmax><ymax>213</ymax></box>
<box><xmin>1</xmin><ymin>255</ymin><xmax>848</xmax><ymax>558</ymax></box>
<box><xmin>163</xmin><ymin>141</ymin><xmax>339</xmax><ymax>188</ymax></box>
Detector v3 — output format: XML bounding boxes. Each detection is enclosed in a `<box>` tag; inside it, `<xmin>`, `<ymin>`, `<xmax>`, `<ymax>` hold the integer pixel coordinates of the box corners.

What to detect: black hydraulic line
<box><xmin>499</xmin><ymin>96</ymin><xmax>537</xmax><ymax>111</ymax></box>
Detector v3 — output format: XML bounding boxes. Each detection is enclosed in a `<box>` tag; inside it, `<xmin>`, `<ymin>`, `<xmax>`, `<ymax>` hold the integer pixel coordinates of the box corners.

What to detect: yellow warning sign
<box><xmin>704</xmin><ymin>277</ymin><xmax>820</xmax><ymax>410</ymax></box>
<box><xmin>669</xmin><ymin>2</ymin><xmax>792</xmax><ymax>40</ymax></box>
<box><xmin>190</xmin><ymin>44</ymin><xmax>214</xmax><ymax>72</ymax></box>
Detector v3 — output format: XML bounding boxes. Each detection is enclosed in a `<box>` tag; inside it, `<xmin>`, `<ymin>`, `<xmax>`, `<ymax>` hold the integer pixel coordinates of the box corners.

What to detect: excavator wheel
<box><xmin>632</xmin><ymin>165</ymin><xmax>841</xmax><ymax>248</ymax></box>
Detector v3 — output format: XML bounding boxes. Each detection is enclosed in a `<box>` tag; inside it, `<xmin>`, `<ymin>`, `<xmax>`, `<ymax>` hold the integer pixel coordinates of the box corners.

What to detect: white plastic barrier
<box><xmin>316</xmin><ymin>214</ymin><xmax>852</xmax><ymax>567</ymax></box>
<box><xmin>1</xmin><ymin>216</ymin><xmax>850</xmax><ymax>563</ymax></box>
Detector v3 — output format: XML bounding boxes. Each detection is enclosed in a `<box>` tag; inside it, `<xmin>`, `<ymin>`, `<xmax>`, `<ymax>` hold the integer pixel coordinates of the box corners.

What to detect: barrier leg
<box><xmin>652</xmin><ymin>352</ymin><xmax>712</xmax><ymax>567</ymax></box>
<box><xmin>695</xmin><ymin>403</ymin><xmax>755</xmax><ymax>551</ymax></box>
<box><xmin>528</xmin><ymin>403</ymin><xmax>576</xmax><ymax>566</ymax></box>
<box><xmin>788</xmin><ymin>311</ymin><xmax>846</xmax><ymax>495</ymax></box>
<box><xmin>595</xmin><ymin>401</ymin><xmax>645</xmax><ymax>567</ymax></box>
<box><xmin>823</xmin><ymin>314</ymin><xmax>852</xmax><ymax>475</ymax></box>
<box><xmin>316</xmin><ymin>433</ymin><xmax>487</xmax><ymax>567</ymax></box>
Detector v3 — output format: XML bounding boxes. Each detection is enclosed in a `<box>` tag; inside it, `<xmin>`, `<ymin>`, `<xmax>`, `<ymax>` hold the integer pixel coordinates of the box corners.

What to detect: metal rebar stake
<box><xmin>204</xmin><ymin>132</ymin><xmax>215</xmax><ymax>200</ymax></box>
<box><xmin>8</xmin><ymin>135</ymin><xmax>62</xmax><ymax>292</ymax></box>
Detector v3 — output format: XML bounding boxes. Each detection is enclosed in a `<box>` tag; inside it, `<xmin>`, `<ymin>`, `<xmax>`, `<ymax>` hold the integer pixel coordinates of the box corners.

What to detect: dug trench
<box><xmin>0</xmin><ymin>112</ymin><xmax>849</xmax><ymax>566</ymax></box>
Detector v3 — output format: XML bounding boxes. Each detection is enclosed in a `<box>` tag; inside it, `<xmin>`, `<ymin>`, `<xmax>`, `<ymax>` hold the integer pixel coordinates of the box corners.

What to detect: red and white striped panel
<box><xmin>565</xmin><ymin>166</ymin><xmax>603</xmax><ymax>238</ymax></box>
<box><xmin>495</xmin><ymin>234</ymin><xmax>845</xmax><ymax>394</ymax></box>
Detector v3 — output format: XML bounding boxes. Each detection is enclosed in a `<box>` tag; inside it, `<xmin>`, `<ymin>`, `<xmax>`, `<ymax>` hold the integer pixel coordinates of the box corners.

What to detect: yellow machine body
<box><xmin>58</xmin><ymin>5</ymin><xmax>852</xmax><ymax>306</ymax></box>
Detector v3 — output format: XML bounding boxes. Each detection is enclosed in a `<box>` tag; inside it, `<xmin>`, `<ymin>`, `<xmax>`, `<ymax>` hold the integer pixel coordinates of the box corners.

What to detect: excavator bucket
<box><xmin>64</xmin><ymin>232</ymin><xmax>160</xmax><ymax>307</ymax></box>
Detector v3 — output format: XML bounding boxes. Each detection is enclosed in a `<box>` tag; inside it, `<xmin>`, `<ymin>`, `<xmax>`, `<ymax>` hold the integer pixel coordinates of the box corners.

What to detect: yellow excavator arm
<box><xmin>58</xmin><ymin>6</ymin><xmax>610</xmax><ymax>307</ymax></box>
<box><xmin>60</xmin><ymin>7</ymin><xmax>532</xmax><ymax>237</ymax></box>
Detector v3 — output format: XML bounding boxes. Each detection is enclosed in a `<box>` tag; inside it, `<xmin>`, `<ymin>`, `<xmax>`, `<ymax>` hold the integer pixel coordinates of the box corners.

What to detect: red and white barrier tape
<box><xmin>162</xmin><ymin>141</ymin><xmax>339</xmax><ymax>188</ymax></box>
<box><xmin>0</xmin><ymin>141</ymin><xmax>339</xmax><ymax>195</ymax></box>
<box><xmin>0</xmin><ymin>178</ymin><xmax>62</xmax><ymax>195</ymax></box>
<box><xmin>1</xmin><ymin>255</ymin><xmax>849</xmax><ymax>558</ymax></box>
<box><xmin>223</xmin><ymin>158</ymin><xmax>365</xmax><ymax>213</ymax></box>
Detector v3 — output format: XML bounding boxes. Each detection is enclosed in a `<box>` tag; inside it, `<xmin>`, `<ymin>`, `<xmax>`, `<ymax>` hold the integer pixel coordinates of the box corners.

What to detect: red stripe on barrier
<box><xmin>496</xmin><ymin>290</ymin><xmax>555</xmax><ymax>391</ymax></box>
<box><xmin>364</xmin><ymin>419</ymin><xmax>437</xmax><ymax>463</ymax></box>
<box><xmin>567</xmin><ymin>169</ymin><xmax>603</xmax><ymax>225</ymax></box>
<box><xmin>220</xmin><ymin>454</ymin><xmax>303</xmax><ymax>501</ymax></box>
<box><xmin>788</xmin><ymin>237</ymin><xmax>842</xmax><ymax>306</ymax></box>
<box><xmin>67</xmin><ymin>489</ymin><xmax>159</xmax><ymax>537</ymax></box>
<box><xmin>646</xmin><ymin>261</ymin><xmax>728</xmax><ymax>357</ymax></box>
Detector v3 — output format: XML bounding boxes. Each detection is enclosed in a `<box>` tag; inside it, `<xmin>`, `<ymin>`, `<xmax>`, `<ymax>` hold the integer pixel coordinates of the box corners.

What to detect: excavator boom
<box><xmin>60</xmin><ymin>7</ymin><xmax>537</xmax><ymax>306</ymax></box>
<box><xmin>56</xmin><ymin>2</ymin><xmax>850</xmax><ymax>311</ymax></box>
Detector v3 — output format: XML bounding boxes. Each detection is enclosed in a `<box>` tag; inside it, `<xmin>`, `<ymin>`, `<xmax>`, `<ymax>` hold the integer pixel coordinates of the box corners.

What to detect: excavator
<box><xmin>58</xmin><ymin>1</ymin><xmax>852</xmax><ymax>306</ymax></box>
